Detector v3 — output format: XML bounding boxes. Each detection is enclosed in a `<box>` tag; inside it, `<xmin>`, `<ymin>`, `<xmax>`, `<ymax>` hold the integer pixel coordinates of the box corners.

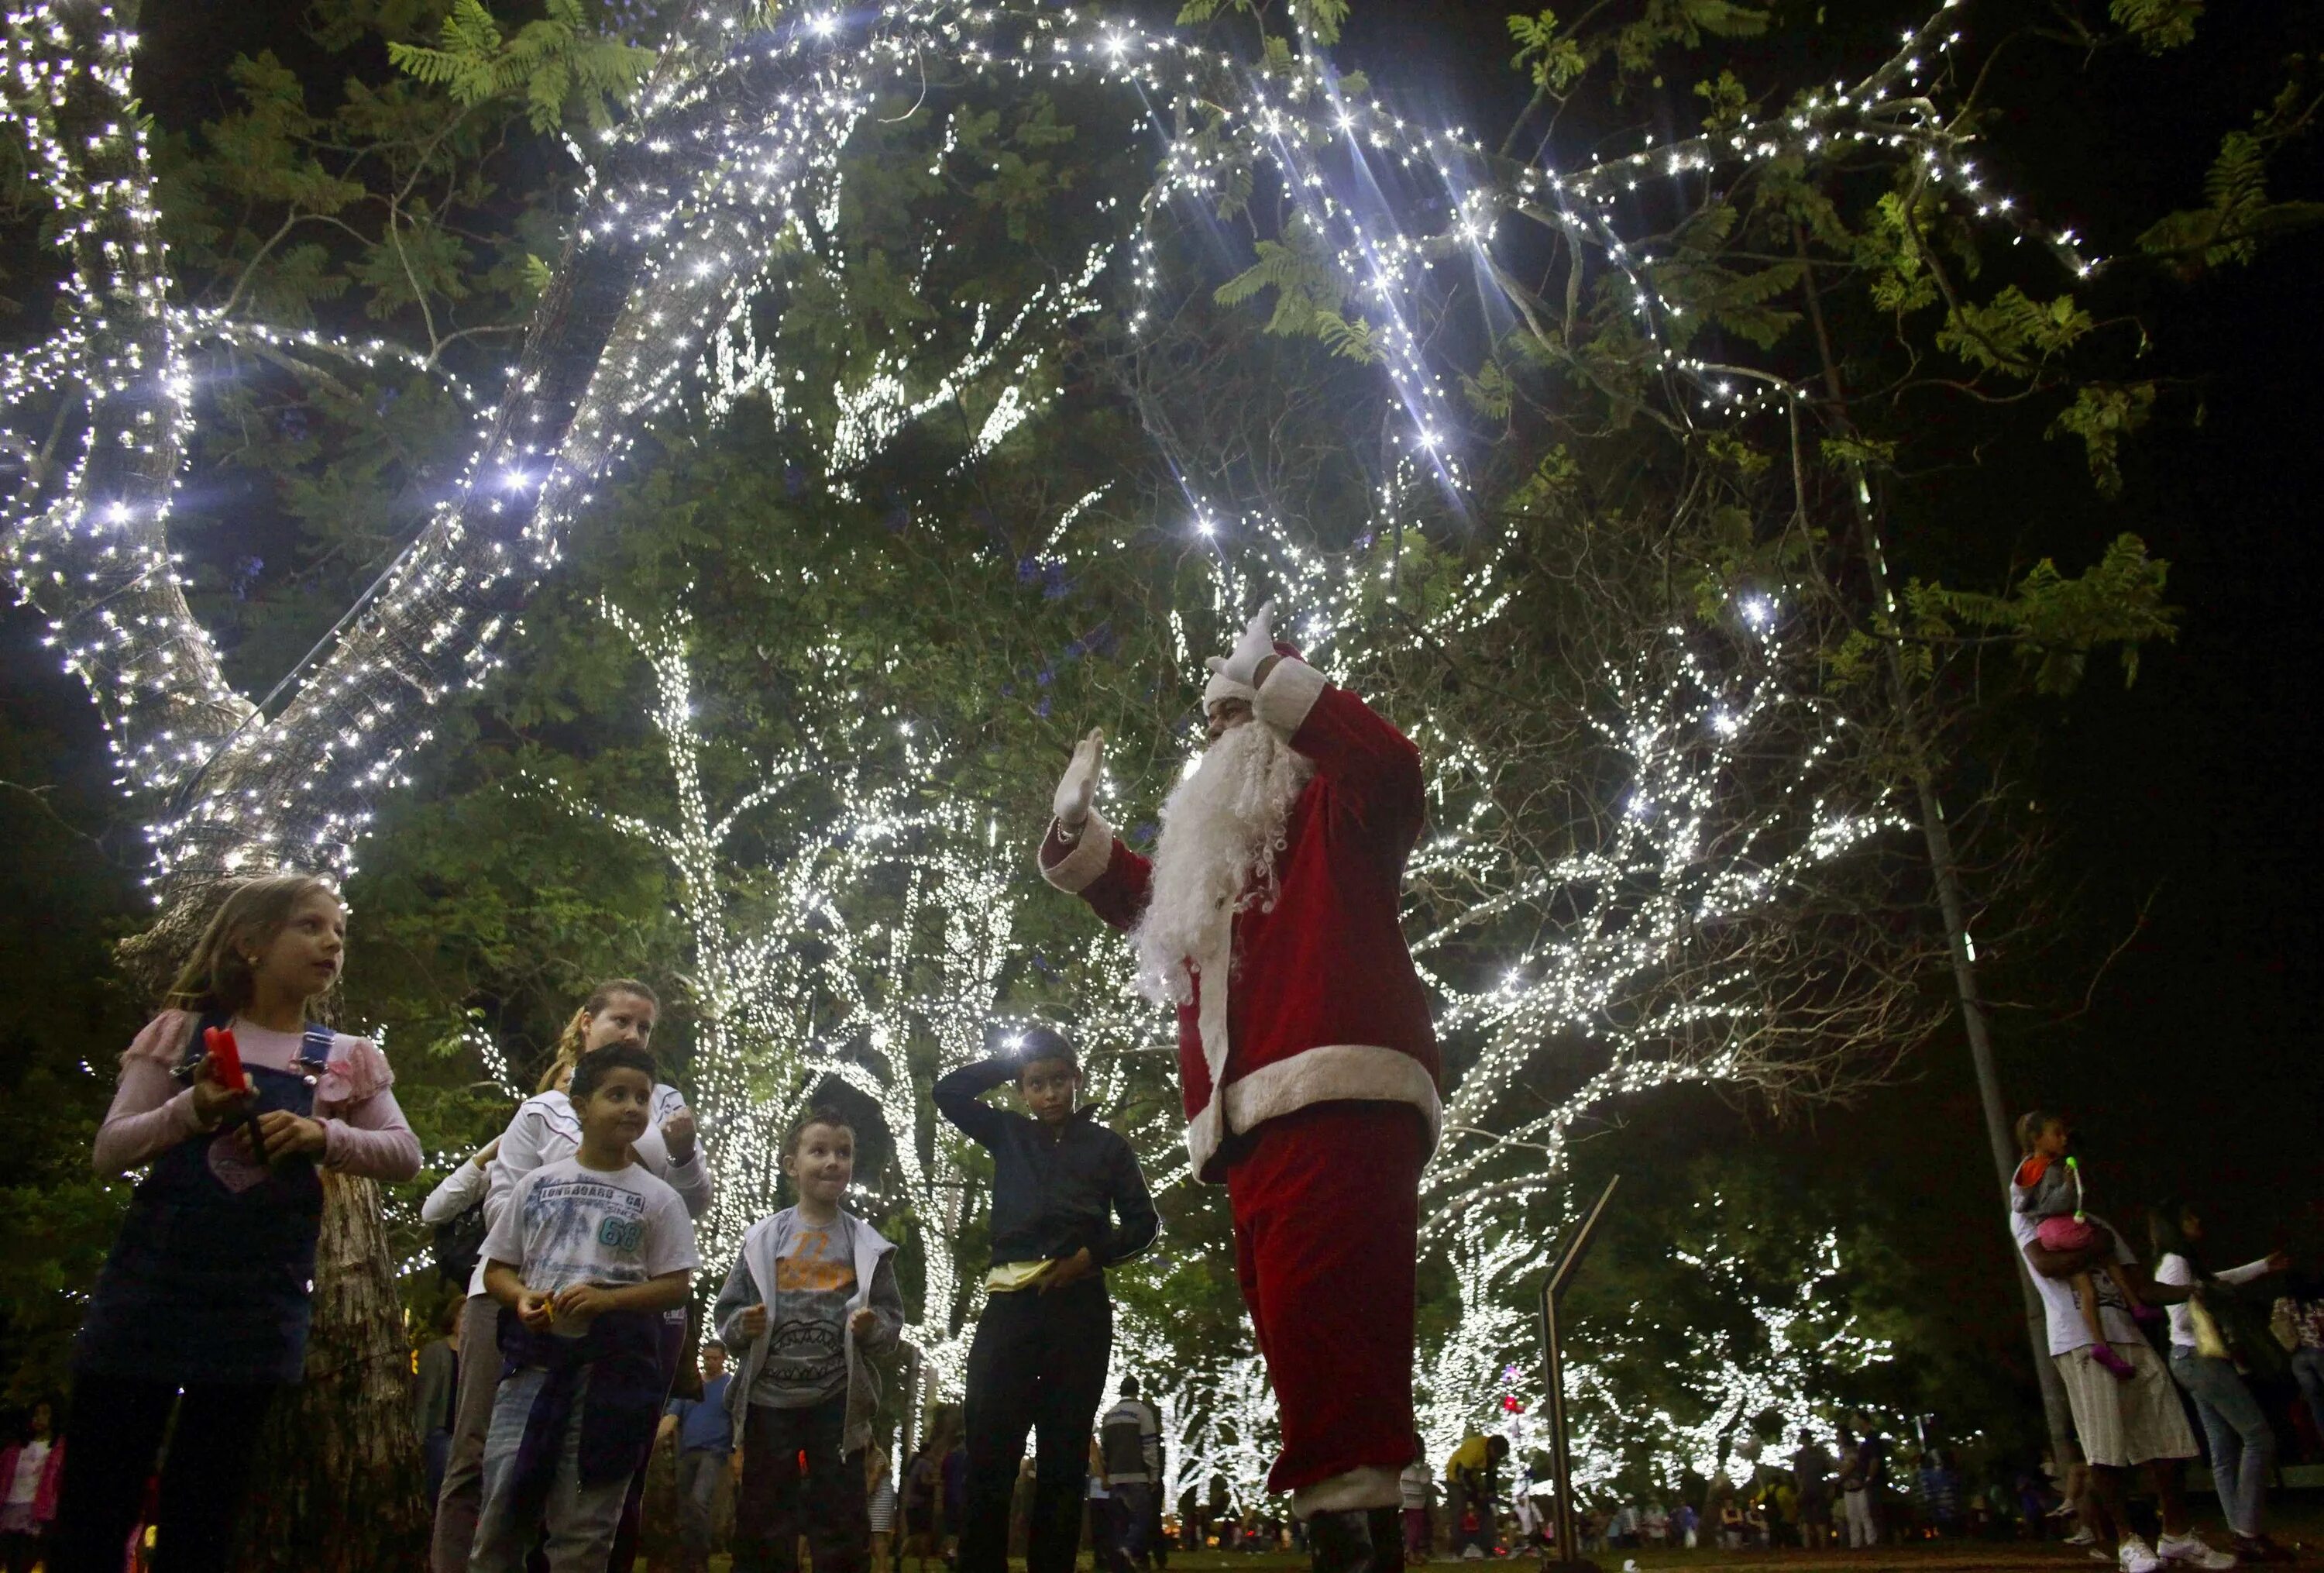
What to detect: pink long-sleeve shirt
<box><xmin>94</xmin><ymin>1010</ymin><xmax>421</xmax><ymax>1182</ymax></box>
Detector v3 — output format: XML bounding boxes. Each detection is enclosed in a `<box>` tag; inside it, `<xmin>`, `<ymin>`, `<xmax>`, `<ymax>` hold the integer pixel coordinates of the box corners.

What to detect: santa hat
<box><xmin>1201</xmin><ymin>640</ymin><xmax>1303</xmax><ymax>713</ymax></box>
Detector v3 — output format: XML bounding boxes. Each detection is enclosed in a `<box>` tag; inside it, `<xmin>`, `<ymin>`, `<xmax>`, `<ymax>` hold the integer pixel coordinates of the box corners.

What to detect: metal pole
<box><xmin>1538</xmin><ymin>1175</ymin><xmax>1621</xmax><ymax>1571</ymax></box>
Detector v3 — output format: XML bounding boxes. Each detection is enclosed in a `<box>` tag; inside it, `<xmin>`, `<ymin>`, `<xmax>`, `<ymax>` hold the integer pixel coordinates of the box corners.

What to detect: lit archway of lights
<box><xmin>0</xmin><ymin>0</ymin><xmax>2081</xmax><ymax>904</ymax></box>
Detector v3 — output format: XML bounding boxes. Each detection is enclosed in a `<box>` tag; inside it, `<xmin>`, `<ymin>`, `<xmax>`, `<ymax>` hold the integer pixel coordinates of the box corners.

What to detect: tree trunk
<box><xmin>1794</xmin><ymin>239</ymin><xmax>2080</xmax><ymax>1471</ymax></box>
<box><xmin>233</xmin><ymin>1172</ymin><xmax>430</xmax><ymax>1572</ymax></box>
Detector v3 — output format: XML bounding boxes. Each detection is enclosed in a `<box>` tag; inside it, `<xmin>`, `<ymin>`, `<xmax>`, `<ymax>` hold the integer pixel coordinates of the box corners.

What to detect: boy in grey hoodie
<box><xmin>715</xmin><ymin>1106</ymin><xmax>906</xmax><ymax>1573</ymax></box>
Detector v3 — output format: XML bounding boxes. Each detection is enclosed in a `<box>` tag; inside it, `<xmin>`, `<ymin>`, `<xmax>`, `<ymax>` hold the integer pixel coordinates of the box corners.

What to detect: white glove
<box><xmin>1052</xmin><ymin>728</ymin><xmax>1105</xmax><ymax>830</ymax></box>
<box><xmin>1219</xmin><ymin>601</ymin><xmax>1277</xmax><ymax>690</ymax></box>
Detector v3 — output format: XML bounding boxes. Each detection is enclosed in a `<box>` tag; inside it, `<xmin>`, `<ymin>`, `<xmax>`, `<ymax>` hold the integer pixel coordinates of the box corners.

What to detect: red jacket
<box><xmin>1040</xmin><ymin>657</ymin><xmax>1440</xmax><ymax>1179</ymax></box>
<box><xmin>0</xmin><ymin>1438</ymin><xmax>63</xmax><ymax>1525</ymax></box>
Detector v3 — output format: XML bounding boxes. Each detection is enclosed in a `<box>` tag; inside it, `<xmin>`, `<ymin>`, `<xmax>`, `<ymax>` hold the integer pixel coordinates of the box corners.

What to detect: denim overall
<box><xmin>74</xmin><ymin>1013</ymin><xmax>333</xmax><ymax>1386</ymax></box>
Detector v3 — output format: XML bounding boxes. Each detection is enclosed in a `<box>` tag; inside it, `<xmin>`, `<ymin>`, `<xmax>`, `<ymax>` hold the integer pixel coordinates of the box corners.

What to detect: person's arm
<box><xmin>483</xmin><ymin>1258</ymin><xmax>552</xmax><ymax>1331</ymax></box>
<box><xmin>856</xmin><ymin>1251</ymin><xmax>906</xmax><ymax>1355</ymax></box>
<box><xmin>712</xmin><ymin>1251</ymin><xmax>764</xmax><ymax>1353</ymax></box>
<box><xmin>933</xmin><ymin>1057</ymin><xmax>1015</xmax><ymax>1146</ymax></box>
<box><xmin>418</xmin><ymin>1151</ymin><xmax>493</xmax><ymax>1225</ymax></box>
<box><xmin>315</xmin><ymin>1083</ymin><xmax>423</xmax><ymax>1180</ymax></box>
<box><xmin>92</xmin><ymin>1054</ymin><xmax>212</xmax><ymax>1175</ymax></box>
<box><xmin>1037</xmin><ymin>815</ymin><xmax>1154</xmax><ymax>934</ymax></box>
<box><xmin>1098</xmin><ymin>1132</ymin><xmax>1159</xmax><ymax>1267</ymax></box>
<box><xmin>555</xmin><ymin>1268</ymin><xmax>693</xmax><ymax>1320</ymax></box>
<box><xmin>1249</xmin><ymin>652</ymin><xmax>1425</xmax><ymax>842</ymax></box>
<box><xmin>486</xmin><ymin>1102</ymin><xmax>550</xmax><ymax>1218</ymax></box>
<box><xmin>91</xmin><ymin>1014</ymin><xmax>234</xmax><ymax>1175</ymax></box>
<box><xmin>2106</xmin><ymin>1237</ymin><xmax>2190</xmax><ymax>1303</ymax></box>
<box><xmin>2218</xmin><ymin>1252</ymin><xmax>2288</xmax><ymax>1286</ymax></box>
<box><xmin>659</xmin><ymin>1147</ymin><xmax>714</xmax><ymax>1220</ymax></box>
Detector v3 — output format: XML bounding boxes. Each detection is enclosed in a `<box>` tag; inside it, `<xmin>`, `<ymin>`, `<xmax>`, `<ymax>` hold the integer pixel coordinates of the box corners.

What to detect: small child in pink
<box><xmin>2012</xmin><ymin>1112</ymin><xmax>2156</xmax><ymax>1379</ymax></box>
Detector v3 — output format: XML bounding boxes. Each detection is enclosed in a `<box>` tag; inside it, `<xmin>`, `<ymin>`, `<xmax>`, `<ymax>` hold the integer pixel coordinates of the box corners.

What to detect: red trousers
<box><xmin>1226</xmin><ymin>1101</ymin><xmax>1426</xmax><ymax>1502</ymax></box>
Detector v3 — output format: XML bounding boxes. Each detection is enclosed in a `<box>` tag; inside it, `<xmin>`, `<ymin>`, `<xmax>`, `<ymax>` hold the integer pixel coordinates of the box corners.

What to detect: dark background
<box><xmin>5</xmin><ymin>0</ymin><xmax>2319</xmax><ymax>1425</ymax></box>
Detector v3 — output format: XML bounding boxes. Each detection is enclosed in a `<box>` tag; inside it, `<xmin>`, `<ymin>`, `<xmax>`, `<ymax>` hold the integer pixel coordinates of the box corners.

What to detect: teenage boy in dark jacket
<box><xmin>937</xmin><ymin>1025</ymin><xmax>1158</xmax><ymax>1573</ymax></box>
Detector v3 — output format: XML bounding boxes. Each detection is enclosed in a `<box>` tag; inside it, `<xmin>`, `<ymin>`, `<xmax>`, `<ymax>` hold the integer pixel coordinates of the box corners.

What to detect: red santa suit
<box><xmin>1038</xmin><ymin>655</ymin><xmax>1439</xmax><ymax>1515</ymax></box>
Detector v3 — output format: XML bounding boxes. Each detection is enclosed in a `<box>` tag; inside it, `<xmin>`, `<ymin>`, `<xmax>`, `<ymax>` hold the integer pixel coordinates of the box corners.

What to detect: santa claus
<box><xmin>1037</xmin><ymin>603</ymin><xmax>1439</xmax><ymax>1573</ymax></box>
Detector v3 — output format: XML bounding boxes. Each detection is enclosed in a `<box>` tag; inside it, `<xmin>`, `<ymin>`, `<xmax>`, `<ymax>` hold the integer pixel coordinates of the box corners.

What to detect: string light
<box><xmin>2</xmin><ymin>0</ymin><xmax>2059</xmax><ymax>1499</ymax></box>
<box><xmin>4</xmin><ymin>0</ymin><xmax>2094</xmax><ymax>914</ymax></box>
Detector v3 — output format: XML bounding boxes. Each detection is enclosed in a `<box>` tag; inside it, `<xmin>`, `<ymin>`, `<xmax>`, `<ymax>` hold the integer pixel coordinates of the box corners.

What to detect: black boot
<box><xmin>1366</xmin><ymin>1506</ymin><xmax>1405</xmax><ymax>1573</ymax></box>
<box><xmin>1308</xmin><ymin>1509</ymin><xmax>1379</xmax><ymax>1573</ymax></box>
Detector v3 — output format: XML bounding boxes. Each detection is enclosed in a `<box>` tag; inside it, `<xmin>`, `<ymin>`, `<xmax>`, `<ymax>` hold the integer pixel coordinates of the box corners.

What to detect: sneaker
<box><xmin>2119</xmin><ymin>1536</ymin><xmax>2165</xmax><ymax>1573</ymax></box>
<box><xmin>2068</xmin><ymin>1527</ymin><xmax>2099</xmax><ymax>1545</ymax></box>
<box><xmin>2155</xmin><ymin>1531</ymin><xmax>2236</xmax><ymax>1568</ymax></box>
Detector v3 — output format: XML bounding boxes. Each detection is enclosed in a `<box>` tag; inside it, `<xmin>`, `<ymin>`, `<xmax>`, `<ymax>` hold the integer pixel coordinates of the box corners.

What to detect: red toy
<box><xmin>202</xmin><ymin>1025</ymin><xmax>249</xmax><ymax>1093</ymax></box>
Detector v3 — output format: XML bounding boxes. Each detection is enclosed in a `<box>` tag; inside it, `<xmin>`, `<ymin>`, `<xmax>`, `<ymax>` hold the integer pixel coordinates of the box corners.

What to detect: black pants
<box><xmin>959</xmin><ymin>1282</ymin><xmax>1112</xmax><ymax>1573</ymax></box>
<box><xmin>732</xmin><ymin>1394</ymin><xmax>866</xmax><ymax>1573</ymax></box>
<box><xmin>49</xmin><ymin>1371</ymin><xmax>281</xmax><ymax>1573</ymax></box>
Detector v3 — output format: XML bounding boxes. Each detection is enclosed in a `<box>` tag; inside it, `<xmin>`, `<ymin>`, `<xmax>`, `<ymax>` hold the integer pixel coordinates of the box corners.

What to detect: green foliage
<box><xmin>2049</xmin><ymin>380</ymin><xmax>2157</xmax><ymax>497</ymax></box>
<box><xmin>2140</xmin><ymin>74</ymin><xmax>2324</xmax><ymax>277</ymax></box>
<box><xmin>1906</xmin><ymin>535</ymin><xmax>2177</xmax><ymax>694</ymax></box>
<box><xmin>2109</xmin><ymin>0</ymin><xmax>2205</xmax><ymax>53</ymax></box>
<box><xmin>1214</xmin><ymin>238</ymin><xmax>1382</xmax><ymax>361</ymax></box>
<box><xmin>1509</xmin><ymin>12</ymin><xmax>1587</xmax><ymax>95</ymax></box>
<box><xmin>1176</xmin><ymin>0</ymin><xmax>1348</xmax><ymax>50</ymax></box>
<box><xmin>387</xmin><ymin>0</ymin><xmax>654</xmax><ymax>133</ymax></box>
<box><xmin>1936</xmin><ymin>287</ymin><xmax>2094</xmax><ymax>375</ymax></box>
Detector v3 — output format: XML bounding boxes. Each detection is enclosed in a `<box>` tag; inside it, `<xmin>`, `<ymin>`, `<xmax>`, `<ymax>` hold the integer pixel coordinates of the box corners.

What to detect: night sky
<box><xmin>9</xmin><ymin>0</ymin><xmax>2320</xmax><ymax>1409</ymax></box>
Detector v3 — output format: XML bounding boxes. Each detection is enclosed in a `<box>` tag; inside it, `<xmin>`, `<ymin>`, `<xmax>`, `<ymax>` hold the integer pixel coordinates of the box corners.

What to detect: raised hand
<box><xmin>1220</xmin><ymin>601</ymin><xmax>1277</xmax><ymax>689</ymax></box>
<box><xmin>1052</xmin><ymin>728</ymin><xmax>1105</xmax><ymax>831</ymax></box>
<box><xmin>661</xmin><ymin>1106</ymin><xmax>698</xmax><ymax>1165</ymax></box>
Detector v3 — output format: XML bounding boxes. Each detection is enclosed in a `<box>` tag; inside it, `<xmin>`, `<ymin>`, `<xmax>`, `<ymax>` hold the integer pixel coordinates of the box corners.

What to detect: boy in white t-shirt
<box><xmin>470</xmin><ymin>1044</ymin><xmax>700</xmax><ymax>1573</ymax></box>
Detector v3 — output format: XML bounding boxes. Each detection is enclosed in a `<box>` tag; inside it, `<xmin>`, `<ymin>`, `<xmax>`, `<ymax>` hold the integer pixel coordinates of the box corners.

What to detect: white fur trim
<box><xmin>1204</xmin><ymin>669</ymin><xmax>1258</xmax><ymax>712</ymax></box>
<box><xmin>1040</xmin><ymin>811</ymin><xmax>1115</xmax><ymax>895</ymax></box>
<box><xmin>1226</xmin><ymin>1043</ymin><xmax>1441</xmax><ymax>1145</ymax></box>
<box><xmin>1184</xmin><ymin>1042</ymin><xmax>1442</xmax><ymax>1178</ymax></box>
<box><xmin>1254</xmin><ymin>656</ymin><xmax>1327</xmax><ymax>738</ymax></box>
<box><xmin>1291</xmin><ymin>1465</ymin><xmax>1404</xmax><ymax>1518</ymax></box>
<box><xmin>1194</xmin><ymin>940</ymin><xmax>1232</xmax><ymax>1086</ymax></box>
<box><xmin>1184</xmin><ymin>1096</ymin><xmax>1226</xmax><ymax>1177</ymax></box>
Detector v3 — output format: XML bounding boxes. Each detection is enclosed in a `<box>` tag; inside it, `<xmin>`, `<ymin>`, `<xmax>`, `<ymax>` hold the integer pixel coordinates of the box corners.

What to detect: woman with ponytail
<box><xmin>430</xmin><ymin>979</ymin><xmax>713</xmax><ymax>1573</ymax></box>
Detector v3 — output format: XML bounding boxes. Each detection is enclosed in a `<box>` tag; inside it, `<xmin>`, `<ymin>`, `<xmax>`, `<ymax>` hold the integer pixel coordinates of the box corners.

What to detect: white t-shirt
<box><xmin>480</xmin><ymin>1155</ymin><xmax>699</xmax><ymax>1336</ymax></box>
<box><xmin>5</xmin><ymin>1439</ymin><xmax>49</xmax><ymax>1506</ymax></box>
<box><xmin>2152</xmin><ymin>1252</ymin><xmax>2274</xmax><ymax>1351</ymax></box>
<box><xmin>2011</xmin><ymin>1207</ymin><xmax>2137</xmax><ymax>1354</ymax></box>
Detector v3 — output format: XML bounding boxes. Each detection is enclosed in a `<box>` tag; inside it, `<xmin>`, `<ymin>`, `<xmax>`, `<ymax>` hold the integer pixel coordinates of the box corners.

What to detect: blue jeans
<box><xmin>2169</xmin><ymin>1348</ymin><xmax>2274</xmax><ymax>1537</ymax></box>
<box><xmin>470</xmin><ymin>1365</ymin><xmax>634</xmax><ymax>1573</ymax></box>
<box><xmin>676</xmin><ymin>1448</ymin><xmax>728</xmax><ymax>1568</ymax></box>
<box><xmin>2291</xmin><ymin>1348</ymin><xmax>2324</xmax><ymax>1444</ymax></box>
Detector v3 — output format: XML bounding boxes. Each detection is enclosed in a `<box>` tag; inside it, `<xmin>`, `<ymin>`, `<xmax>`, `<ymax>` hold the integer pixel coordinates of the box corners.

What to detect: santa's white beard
<box><xmin>1130</xmin><ymin>720</ymin><xmax>1315</xmax><ymax>1006</ymax></box>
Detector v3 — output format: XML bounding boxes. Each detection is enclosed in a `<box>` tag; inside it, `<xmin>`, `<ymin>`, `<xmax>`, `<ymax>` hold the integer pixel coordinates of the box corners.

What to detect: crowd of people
<box><xmin>5</xmin><ymin>604</ymin><xmax>2320</xmax><ymax>1573</ymax></box>
<box><xmin>8</xmin><ymin>610</ymin><xmax>1459</xmax><ymax>1573</ymax></box>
